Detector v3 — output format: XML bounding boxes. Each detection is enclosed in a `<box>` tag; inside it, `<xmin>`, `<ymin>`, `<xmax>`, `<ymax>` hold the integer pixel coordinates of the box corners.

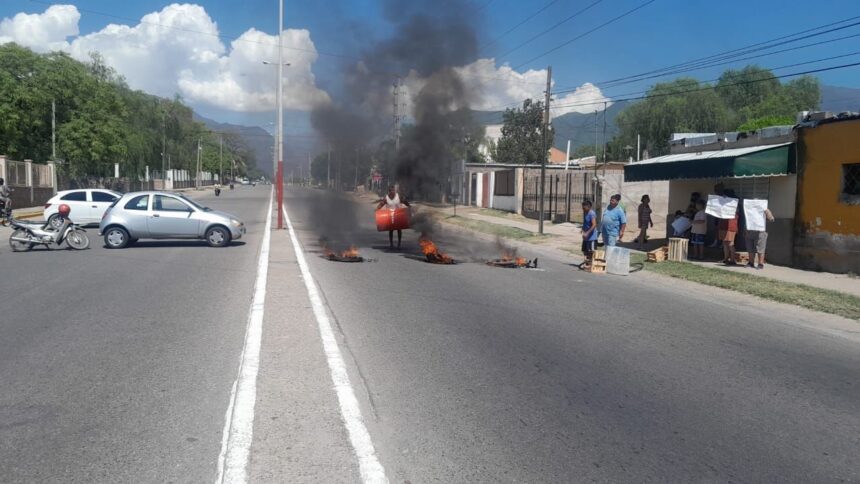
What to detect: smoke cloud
<box><xmin>310</xmin><ymin>0</ymin><xmax>485</xmax><ymax>201</ymax></box>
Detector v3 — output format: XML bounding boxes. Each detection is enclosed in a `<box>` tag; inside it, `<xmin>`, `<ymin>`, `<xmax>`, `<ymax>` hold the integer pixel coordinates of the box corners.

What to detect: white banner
<box><xmin>743</xmin><ymin>199</ymin><xmax>769</xmax><ymax>231</ymax></box>
<box><xmin>705</xmin><ymin>195</ymin><xmax>739</xmax><ymax>219</ymax></box>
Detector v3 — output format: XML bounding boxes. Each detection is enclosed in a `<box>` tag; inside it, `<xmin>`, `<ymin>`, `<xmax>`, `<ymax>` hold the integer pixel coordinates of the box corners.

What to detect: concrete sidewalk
<box><xmin>425</xmin><ymin>203</ymin><xmax>860</xmax><ymax>298</ymax></box>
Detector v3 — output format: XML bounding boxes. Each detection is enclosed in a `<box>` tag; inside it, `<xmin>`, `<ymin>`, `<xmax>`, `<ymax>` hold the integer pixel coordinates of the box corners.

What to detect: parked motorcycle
<box><xmin>8</xmin><ymin>204</ymin><xmax>89</xmax><ymax>252</ymax></box>
<box><xmin>215</xmin><ymin>187</ymin><xmax>221</xmax><ymax>196</ymax></box>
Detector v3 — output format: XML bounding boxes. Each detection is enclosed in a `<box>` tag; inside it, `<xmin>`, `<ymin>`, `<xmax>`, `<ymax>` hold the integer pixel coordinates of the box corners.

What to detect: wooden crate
<box><xmin>647</xmin><ymin>246</ymin><xmax>668</xmax><ymax>262</ymax></box>
<box><xmin>735</xmin><ymin>251</ymin><xmax>750</xmax><ymax>265</ymax></box>
<box><xmin>668</xmin><ymin>237</ymin><xmax>689</xmax><ymax>261</ymax></box>
<box><xmin>589</xmin><ymin>250</ymin><xmax>606</xmax><ymax>274</ymax></box>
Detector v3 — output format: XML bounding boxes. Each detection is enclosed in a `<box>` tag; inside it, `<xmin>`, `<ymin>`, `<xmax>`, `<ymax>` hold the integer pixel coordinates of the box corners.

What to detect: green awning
<box><xmin>624</xmin><ymin>143</ymin><xmax>795</xmax><ymax>182</ymax></box>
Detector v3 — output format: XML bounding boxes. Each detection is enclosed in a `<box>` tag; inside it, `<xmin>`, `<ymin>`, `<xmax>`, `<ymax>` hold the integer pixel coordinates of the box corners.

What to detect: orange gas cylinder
<box><xmin>376</xmin><ymin>207</ymin><xmax>411</xmax><ymax>231</ymax></box>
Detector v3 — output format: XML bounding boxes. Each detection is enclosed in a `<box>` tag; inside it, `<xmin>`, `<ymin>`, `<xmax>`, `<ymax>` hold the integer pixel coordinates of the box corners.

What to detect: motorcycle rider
<box><xmin>0</xmin><ymin>177</ymin><xmax>11</xmax><ymax>211</ymax></box>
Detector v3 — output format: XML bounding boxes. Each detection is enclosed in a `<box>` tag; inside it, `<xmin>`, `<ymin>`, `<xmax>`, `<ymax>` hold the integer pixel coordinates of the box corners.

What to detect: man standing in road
<box><xmin>377</xmin><ymin>185</ymin><xmax>410</xmax><ymax>250</ymax></box>
<box><xmin>601</xmin><ymin>194</ymin><xmax>627</xmax><ymax>247</ymax></box>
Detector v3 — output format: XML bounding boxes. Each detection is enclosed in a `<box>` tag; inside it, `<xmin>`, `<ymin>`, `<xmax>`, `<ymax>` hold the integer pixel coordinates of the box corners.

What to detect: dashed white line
<box><xmin>215</xmin><ymin>188</ymin><xmax>274</xmax><ymax>484</ymax></box>
<box><xmin>282</xmin><ymin>205</ymin><xmax>389</xmax><ymax>484</ymax></box>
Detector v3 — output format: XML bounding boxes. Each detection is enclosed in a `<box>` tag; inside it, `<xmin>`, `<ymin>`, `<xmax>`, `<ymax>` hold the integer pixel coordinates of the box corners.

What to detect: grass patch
<box><xmin>441</xmin><ymin>215</ymin><xmax>557</xmax><ymax>243</ymax></box>
<box><xmin>631</xmin><ymin>254</ymin><xmax>860</xmax><ymax>320</ymax></box>
<box><xmin>478</xmin><ymin>208</ymin><xmax>522</xmax><ymax>219</ymax></box>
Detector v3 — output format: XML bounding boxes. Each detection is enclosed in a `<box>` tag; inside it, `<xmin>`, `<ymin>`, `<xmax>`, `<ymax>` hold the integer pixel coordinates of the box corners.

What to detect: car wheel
<box><xmin>104</xmin><ymin>226</ymin><xmax>130</xmax><ymax>249</ymax></box>
<box><xmin>205</xmin><ymin>226</ymin><xmax>231</xmax><ymax>248</ymax></box>
<box><xmin>47</xmin><ymin>214</ymin><xmax>63</xmax><ymax>230</ymax></box>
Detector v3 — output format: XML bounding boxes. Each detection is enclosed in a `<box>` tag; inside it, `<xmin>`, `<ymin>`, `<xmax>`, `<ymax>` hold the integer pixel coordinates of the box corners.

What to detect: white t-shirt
<box><xmin>692</xmin><ymin>210</ymin><xmax>707</xmax><ymax>234</ymax></box>
<box><xmin>384</xmin><ymin>194</ymin><xmax>401</xmax><ymax>210</ymax></box>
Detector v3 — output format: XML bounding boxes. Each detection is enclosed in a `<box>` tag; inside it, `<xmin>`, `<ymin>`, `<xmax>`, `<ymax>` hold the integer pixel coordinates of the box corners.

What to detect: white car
<box><xmin>44</xmin><ymin>189</ymin><xmax>122</xmax><ymax>227</ymax></box>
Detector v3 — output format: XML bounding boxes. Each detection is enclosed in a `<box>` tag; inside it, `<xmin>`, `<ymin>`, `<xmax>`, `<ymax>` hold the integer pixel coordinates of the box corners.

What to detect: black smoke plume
<box><xmin>311</xmin><ymin>0</ymin><xmax>485</xmax><ymax>201</ymax></box>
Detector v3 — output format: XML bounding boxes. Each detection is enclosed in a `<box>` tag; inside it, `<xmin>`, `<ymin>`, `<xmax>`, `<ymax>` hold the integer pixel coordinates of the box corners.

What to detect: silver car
<box><xmin>99</xmin><ymin>191</ymin><xmax>245</xmax><ymax>248</ymax></box>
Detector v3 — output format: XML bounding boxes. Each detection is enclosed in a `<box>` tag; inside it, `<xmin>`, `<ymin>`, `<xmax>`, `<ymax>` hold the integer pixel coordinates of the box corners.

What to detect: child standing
<box><xmin>581</xmin><ymin>200</ymin><xmax>598</xmax><ymax>265</ymax></box>
<box><xmin>690</xmin><ymin>200</ymin><xmax>707</xmax><ymax>260</ymax></box>
<box><xmin>637</xmin><ymin>194</ymin><xmax>653</xmax><ymax>249</ymax></box>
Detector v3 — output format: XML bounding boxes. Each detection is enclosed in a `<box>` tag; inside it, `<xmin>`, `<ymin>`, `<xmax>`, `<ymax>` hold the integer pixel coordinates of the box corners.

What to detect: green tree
<box><xmin>495</xmin><ymin>99</ymin><xmax>554</xmax><ymax>164</ymax></box>
<box><xmin>615</xmin><ymin>78</ymin><xmax>730</xmax><ymax>156</ymax></box>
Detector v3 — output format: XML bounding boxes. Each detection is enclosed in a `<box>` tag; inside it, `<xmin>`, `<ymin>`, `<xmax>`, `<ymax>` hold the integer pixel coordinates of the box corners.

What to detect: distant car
<box><xmin>99</xmin><ymin>191</ymin><xmax>245</xmax><ymax>248</ymax></box>
<box><xmin>45</xmin><ymin>189</ymin><xmax>121</xmax><ymax>228</ymax></box>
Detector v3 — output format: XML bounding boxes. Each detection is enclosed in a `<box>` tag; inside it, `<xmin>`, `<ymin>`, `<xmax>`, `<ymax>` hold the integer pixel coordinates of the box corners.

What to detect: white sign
<box><xmin>671</xmin><ymin>216</ymin><xmax>692</xmax><ymax>235</ymax></box>
<box><xmin>744</xmin><ymin>199</ymin><xmax>769</xmax><ymax>231</ymax></box>
<box><xmin>706</xmin><ymin>195</ymin><xmax>739</xmax><ymax>219</ymax></box>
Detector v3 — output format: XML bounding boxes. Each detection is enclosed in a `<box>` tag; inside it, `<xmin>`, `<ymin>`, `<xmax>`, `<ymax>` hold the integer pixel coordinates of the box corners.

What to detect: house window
<box><xmin>723</xmin><ymin>178</ymin><xmax>770</xmax><ymax>199</ymax></box>
<box><xmin>494</xmin><ymin>170</ymin><xmax>515</xmax><ymax>196</ymax></box>
<box><xmin>842</xmin><ymin>163</ymin><xmax>860</xmax><ymax>204</ymax></box>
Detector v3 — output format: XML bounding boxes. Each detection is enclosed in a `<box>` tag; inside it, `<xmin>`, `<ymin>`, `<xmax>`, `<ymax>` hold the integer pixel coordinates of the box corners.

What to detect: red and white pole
<box><xmin>276</xmin><ymin>0</ymin><xmax>285</xmax><ymax>229</ymax></box>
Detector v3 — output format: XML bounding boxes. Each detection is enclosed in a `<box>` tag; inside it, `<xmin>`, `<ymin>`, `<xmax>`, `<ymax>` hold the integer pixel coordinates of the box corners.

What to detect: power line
<box><xmin>588</xmin><ymin>31</ymin><xmax>860</xmax><ymax>92</ymax></box>
<box><xmin>549</xmin><ymin>61</ymin><xmax>860</xmax><ymax>111</ymax></box>
<box><xmin>497</xmin><ymin>0</ymin><xmax>603</xmax><ymax>59</ymax></box>
<box><xmin>595</xmin><ymin>14</ymin><xmax>860</xmax><ymax>88</ymax></box>
<box><xmin>479</xmin><ymin>0</ymin><xmax>561</xmax><ymax>52</ymax></box>
<box><xmin>513</xmin><ymin>0</ymin><xmax>657</xmax><ymax>69</ymax></box>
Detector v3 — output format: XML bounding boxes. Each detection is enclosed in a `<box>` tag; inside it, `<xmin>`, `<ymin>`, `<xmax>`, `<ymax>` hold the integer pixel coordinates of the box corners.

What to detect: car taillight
<box><xmin>44</xmin><ymin>203</ymin><xmax>51</xmax><ymax>209</ymax></box>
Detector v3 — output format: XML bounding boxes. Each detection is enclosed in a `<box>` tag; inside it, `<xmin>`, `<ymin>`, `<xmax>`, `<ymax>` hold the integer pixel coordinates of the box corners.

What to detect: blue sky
<box><xmin>3</xmin><ymin>0</ymin><xmax>860</xmax><ymax>128</ymax></box>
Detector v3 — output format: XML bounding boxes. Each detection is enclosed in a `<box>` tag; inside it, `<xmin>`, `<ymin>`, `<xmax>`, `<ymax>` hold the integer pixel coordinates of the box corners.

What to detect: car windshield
<box><xmin>178</xmin><ymin>194</ymin><xmax>211</xmax><ymax>211</ymax></box>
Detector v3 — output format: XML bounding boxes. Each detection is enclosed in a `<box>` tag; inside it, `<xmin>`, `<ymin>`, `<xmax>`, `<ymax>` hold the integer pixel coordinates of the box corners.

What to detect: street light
<box><xmin>263</xmin><ymin>26</ymin><xmax>289</xmax><ymax>228</ymax></box>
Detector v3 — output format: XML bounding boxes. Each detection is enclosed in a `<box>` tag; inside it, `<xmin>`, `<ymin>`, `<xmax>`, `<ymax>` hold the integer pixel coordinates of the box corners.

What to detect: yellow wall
<box><xmin>797</xmin><ymin>119</ymin><xmax>860</xmax><ymax>235</ymax></box>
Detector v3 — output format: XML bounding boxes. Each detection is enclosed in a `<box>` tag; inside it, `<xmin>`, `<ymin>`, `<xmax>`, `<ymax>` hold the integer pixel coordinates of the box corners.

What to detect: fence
<box><xmin>522</xmin><ymin>170</ymin><xmax>595</xmax><ymax>224</ymax></box>
<box><xmin>0</xmin><ymin>157</ymin><xmax>57</xmax><ymax>207</ymax></box>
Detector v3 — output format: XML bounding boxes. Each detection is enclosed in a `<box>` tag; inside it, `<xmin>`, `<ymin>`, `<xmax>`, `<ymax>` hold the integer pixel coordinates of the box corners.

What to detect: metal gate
<box><xmin>522</xmin><ymin>171</ymin><xmax>594</xmax><ymax>224</ymax></box>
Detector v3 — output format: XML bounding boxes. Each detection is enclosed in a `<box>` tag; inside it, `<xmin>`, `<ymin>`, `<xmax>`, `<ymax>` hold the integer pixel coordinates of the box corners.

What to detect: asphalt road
<box><xmin>1</xmin><ymin>185</ymin><xmax>858</xmax><ymax>483</ymax></box>
<box><xmin>0</xmin><ymin>186</ymin><xmax>270</xmax><ymax>483</ymax></box>
<box><xmin>283</xmin><ymin>187</ymin><xmax>860</xmax><ymax>483</ymax></box>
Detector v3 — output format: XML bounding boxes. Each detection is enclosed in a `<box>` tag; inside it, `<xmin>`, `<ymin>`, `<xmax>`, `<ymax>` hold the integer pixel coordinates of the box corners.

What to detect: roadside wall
<box><xmin>795</xmin><ymin>118</ymin><xmax>860</xmax><ymax>274</ymax></box>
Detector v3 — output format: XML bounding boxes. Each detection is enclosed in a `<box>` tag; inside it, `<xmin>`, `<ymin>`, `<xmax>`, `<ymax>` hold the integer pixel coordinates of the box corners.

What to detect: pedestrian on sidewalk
<box><xmin>601</xmin><ymin>194</ymin><xmax>626</xmax><ymax>247</ymax></box>
<box><xmin>377</xmin><ymin>185</ymin><xmax>410</xmax><ymax>250</ymax></box>
<box><xmin>581</xmin><ymin>200</ymin><xmax>598</xmax><ymax>263</ymax></box>
<box><xmin>690</xmin><ymin>200</ymin><xmax>707</xmax><ymax>260</ymax></box>
<box><xmin>720</xmin><ymin>205</ymin><xmax>740</xmax><ymax>266</ymax></box>
<box><xmin>637</xmin><ymin>194</ymin><xmax>653</xmax><ymax>249</ymax></box>
<box><xmin>745</xmin><ymin>206</ymin><xmax>775</xmax><ymax>270</ymax></box>
<box><xmin>708</xmin><ymin>183</ymin><xmax>725</xmax><ymax>248</ymax></box>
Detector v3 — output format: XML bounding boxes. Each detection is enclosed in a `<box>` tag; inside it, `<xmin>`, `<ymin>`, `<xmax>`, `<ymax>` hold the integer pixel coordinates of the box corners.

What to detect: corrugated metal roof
<box><xmin>633</xmin><ymin>142</ymin><xmax>792</xmax><ymax>165</ymax></box>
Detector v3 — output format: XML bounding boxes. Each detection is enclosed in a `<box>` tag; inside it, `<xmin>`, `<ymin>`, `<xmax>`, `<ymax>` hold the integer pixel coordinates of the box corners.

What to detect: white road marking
<box><xmin>215</xmin><ymin>188</ymin><xmax>274</xmax><ymax>484</ymax></box>
<box><xmin>282</xmin><ymin>205</ymin><xmax>389</xmax><ymax>484</ymax></box>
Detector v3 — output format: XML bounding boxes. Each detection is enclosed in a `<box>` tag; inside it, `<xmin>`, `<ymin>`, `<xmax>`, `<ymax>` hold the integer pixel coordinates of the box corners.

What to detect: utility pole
<box><xmin>161</xmin><ymin>111</ymin><xmax>166</xmax><ymax>178</ymax></box>
<box><xmin>538</xmin><ymin>65</ymin><xmax>551</xmax><ymax>235</ymax></box>
<box><xmin>327</xmin><ymin>145</ymin><xmax>331</xmax><ymax>189</ymax></box>
<box><xmin>354</xmin><ymin>147</ymin><xmax>359</xmax><ymax>191</ymax></box>
<box><xmin>196</xmin><ymin>138</ymin><xmax>201</xmax><ymax>189</ymax></box>
<box><xmin>601</xmin><ymin>101</ymin><xmax>608</xmax><ymax>177</ymax></box>
<box><xmin>636</xmin><ymin>133</ymin><xmax>641</xmax><ymax>161</ymax></box>
<box><xmin>219</xmin><ymin>134</ymin><xmax>223</xmax><ymax>184</ymax></box>
<box><xmin>393</xmin><ymin>78</ymin><xmax>402</xmax><ymax>152</ymax></box>
<box><xmin>51</xmin><ymin>99</ymin><xmax>56</xmax><ymax>160</ymax></box>
<box><xmin>307</xmin><ymin>152</ymin><xmax>311</xmax><ymax>186</ymax></box>
<box><xmin>276</xmin><ymin>0</ymin><xmax>284</xmax><ymax>229</ymax></box>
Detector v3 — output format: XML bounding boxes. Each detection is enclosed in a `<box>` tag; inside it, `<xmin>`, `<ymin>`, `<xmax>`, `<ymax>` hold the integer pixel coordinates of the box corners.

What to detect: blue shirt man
<box><xmin>601</xmin><ymin>194</ymin><xmax>627</xmax><ymax>246</ymax></box>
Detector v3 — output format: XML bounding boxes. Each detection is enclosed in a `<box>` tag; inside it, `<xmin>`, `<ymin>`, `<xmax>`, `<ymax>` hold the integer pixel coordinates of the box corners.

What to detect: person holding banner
<box><xmin>744</xmin><ymin>200</ymin><xmax>775</xmax><ymax>270</ymax></box>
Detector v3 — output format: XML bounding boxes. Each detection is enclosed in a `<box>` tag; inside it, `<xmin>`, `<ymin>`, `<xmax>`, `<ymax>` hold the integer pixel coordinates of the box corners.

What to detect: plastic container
<box><xmin>605</xmin><ymin>246</ymin><xmax>630</xmax><ymax>276</ymax></box>
<box><xmin>376</xmin><ymin>208</ymin><xmax>411</xmax><ymax>231</ymax></box>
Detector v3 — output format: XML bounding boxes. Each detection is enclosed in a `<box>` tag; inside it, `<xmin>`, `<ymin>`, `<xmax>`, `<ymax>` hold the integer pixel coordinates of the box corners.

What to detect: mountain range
<box><xmin>196</xmin><ymin>84</ymin><xmax>860</xmax><ymax>169</ymax></box>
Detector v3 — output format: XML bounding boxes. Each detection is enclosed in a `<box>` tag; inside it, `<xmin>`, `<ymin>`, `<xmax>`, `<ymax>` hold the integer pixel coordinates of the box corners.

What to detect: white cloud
<box><xmin>0</xmin><ymin>4</ymin><xmax>79</xmax><ymax>52</ymax></box>
<box><xmin>0</xmin><ymin>3</ymin><xmax>329</xmax><ymax>112</ymax></box>
<box><xmin>399</xmin><ymin>58</ymin><xmax>611</xmax><ymax>117</ymax></box>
